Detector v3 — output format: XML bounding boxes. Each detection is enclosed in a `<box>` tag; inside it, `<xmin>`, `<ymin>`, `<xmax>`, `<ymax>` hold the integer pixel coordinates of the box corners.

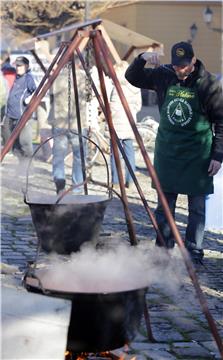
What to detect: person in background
<box><xmin>110</xmin><ymin>60</ymin><xmax>142</xmax><ymax>189</ymax></box>
<box><xmin>0</xmin><ymin>71</ymin><xmax>8</xmax><ymax>124</ymax></box>
<box><xmin>32</xmin><ymin>39</ymin><xmax>53</xmax><ymax>161</ymax></box>
<box><xmin>86</xmin><ymin>64</ymin><xmax>113</xmax><ymax>131</ymax></box>
<box><xmin>48</xmin><ymin>60</ymin><xmax>87</xmax><ymax>195</ymax></box>
<box><xmin>125</xmin><ymin>41</ymin><xmax>223</xmax><ymax>264</ymax></box>
<box><xmin>3</xmin><ymin>56</ymin><xmax>36</xmax><ymax>158</ymax></box>
<box><xmin>0</xmin><ymin>52</ymin><xmax>15</xmax><ymax>142</ymax></box>
<box><xmin>0</xmin><ymin>51</ymin><xmax>16</xmax><ymax>90</ymax></box>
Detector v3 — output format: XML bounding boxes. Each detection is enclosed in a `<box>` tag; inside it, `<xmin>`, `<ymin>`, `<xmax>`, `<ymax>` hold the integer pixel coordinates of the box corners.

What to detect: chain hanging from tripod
<box><xmin>85</xmin><ymin>40</ymin><xmax>94</xmax><ymax>103</ymax></box>
<box><xmin>67</xmin><ymin>59</ymin><xmax>72</xmax><ymax>130</ymax></box>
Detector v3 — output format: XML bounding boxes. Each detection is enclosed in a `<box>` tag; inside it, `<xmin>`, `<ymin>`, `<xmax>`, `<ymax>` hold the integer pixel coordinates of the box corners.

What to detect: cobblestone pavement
<box><xmin>1</xmin><ymin>149</ymin><xmax>223</xmax><ymax>360</ymax></box>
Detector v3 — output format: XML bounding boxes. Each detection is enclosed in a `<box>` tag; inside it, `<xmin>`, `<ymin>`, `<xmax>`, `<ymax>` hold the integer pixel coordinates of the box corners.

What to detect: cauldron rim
<box><xmin>25</xmin><ymin>194</ymin><xmax>111</xmax><ymax>206</ymax></box>
<box><xmin>24</xmin><ymin>275</ymin><xmax>148</xmax><ymax>296</ymax></box>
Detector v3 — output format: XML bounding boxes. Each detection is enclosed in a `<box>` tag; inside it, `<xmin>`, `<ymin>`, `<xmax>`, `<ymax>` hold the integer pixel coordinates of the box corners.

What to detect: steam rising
<box><xmin>36</xmin><ymin>242</ymin><xmax>187</xmax><ymax>294</ymax></box>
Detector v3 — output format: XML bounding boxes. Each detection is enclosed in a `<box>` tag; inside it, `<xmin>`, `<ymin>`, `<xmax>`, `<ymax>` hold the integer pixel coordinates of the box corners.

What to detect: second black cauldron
<box><xmin>24</xmin><ymin>273</ymin><xmax>147</xmax><ymax>353</ymax></box>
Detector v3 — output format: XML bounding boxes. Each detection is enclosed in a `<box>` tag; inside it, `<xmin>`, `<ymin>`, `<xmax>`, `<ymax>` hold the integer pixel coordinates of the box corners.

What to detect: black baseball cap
<box><xmin>171</xmin><ymin>42</ymin><xmax>194</xmax><ymax>66</ymax></box>
<box><xmin>15</xmin><ymin>56</ymin><xmax>29</xmax><ymax>66</ymax></box>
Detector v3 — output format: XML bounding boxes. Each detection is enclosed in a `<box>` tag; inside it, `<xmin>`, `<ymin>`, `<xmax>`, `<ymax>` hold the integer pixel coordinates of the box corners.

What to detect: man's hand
<box><xmin>208</xmin><ymin>160</ymin><xmax>222</xmax><ymax>176</ymax></box>
<box><xmin>141</xmin><ymin>52</ymin><xmax>160</xmax><ymax>66</ymax></box>
<box><xmin>24</xmin><ymin>94</ymin><xmax>33</xmax><ymax>105</ymax></box>
<box><xmin>0</xmin><ymin>115</ymin><xmax>6</xmax><ymax>126</ymax></box>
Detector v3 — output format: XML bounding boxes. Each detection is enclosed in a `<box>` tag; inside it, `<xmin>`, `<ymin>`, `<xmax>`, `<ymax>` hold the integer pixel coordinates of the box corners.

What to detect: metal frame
<box><xmin>1</xmin><ymin>19</ymin><xmax>222</xmax><ymax>356</ymax></box>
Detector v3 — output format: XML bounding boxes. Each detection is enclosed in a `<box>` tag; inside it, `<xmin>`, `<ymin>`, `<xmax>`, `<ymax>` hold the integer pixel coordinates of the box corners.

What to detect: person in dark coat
<box><xmin>125</xmin><ymin>41</ymin><xmax>223</xmax><ymax>263</ymax></box>
<box><xmin>3</xmin><ymin>56</ymin><xmax>36</xmax><ymax>158</ymax></box>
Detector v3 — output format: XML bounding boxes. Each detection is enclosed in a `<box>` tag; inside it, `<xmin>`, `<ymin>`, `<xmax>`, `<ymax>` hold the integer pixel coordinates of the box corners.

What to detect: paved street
<box><xmin>1</xmin><ymin>139</ymin><xmax>223</xmax><ymax>359</ymax></box>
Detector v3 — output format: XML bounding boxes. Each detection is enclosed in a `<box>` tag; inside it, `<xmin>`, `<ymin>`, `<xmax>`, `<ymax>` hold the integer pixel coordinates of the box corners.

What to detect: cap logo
<box><xmin>176</xmin><ymin>48</ymin><xmax>185</xmax><ymax>57</ymax></box>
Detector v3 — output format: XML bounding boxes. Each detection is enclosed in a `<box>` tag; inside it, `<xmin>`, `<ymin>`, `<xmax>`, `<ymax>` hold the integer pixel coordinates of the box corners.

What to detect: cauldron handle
<box><xmin>23</xmin><ymin>270</ymin><xmax>51</xmax><ymax>296</ymax></box>
<box><xmin>24</xmin><ymin>130</ymin><xmax>112</xmax><ymax>203</ymax></box>
<box><xmin>55</xmin><ymin>177</ymin><xmax>90</xmax><ymax>204</ymax></box>
<box><xmin>23</xmin><ymin>133</ymin><xmax>63</xmax><ymax>203</ymax></box>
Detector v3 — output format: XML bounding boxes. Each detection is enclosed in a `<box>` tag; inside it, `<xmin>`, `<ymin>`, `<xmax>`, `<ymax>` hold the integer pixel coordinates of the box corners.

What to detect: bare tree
<box><xmin>1</xmin><ymin>1</ymin><xmax>140</xmax><ymax>36</ymax></box>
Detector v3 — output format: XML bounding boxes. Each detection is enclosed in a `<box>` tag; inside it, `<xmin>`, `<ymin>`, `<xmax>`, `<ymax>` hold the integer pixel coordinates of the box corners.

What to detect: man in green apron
<box><xmin>125</xmin><ymin>41</ymin><xmax>223</xmax><ymax>263</ymax></box>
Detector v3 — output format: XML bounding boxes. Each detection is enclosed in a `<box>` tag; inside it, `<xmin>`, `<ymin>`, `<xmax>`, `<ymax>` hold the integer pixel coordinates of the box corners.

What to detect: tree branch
<box><xmin>1</xmin><ymin>0</ymin><xmax>140</xmax><ymax>38</ymax></box>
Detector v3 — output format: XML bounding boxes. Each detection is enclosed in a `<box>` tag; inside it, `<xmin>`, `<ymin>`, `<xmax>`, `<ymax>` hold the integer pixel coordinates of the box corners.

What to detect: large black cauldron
<box><xmin>25</xmin><ymin>194</ymin><xmax>110</xmax><ymax>254</ymax></box>
<box><xmin>24</xmin><ymin>276</ymin><xmax>147</xmax><ymax>353</ymax></box>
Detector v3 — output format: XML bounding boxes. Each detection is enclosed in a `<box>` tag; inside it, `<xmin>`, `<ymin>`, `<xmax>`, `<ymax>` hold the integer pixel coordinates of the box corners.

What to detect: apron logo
<box><xmin>167</xmin><ymin>98</ymin><xmax>193</xmax><ymax>126</ymax></box>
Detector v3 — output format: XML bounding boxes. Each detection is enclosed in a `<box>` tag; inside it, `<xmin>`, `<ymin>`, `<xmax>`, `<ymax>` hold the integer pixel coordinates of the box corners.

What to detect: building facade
<box><xmin>101</xmin><ymin>0</ymin><xmax>223</xmax><ymax>75</ymax></box>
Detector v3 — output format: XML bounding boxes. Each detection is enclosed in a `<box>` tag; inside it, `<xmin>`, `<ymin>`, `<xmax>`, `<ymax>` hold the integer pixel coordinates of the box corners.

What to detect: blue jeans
<box><xmin>111</xmin><ymin>138</ymin><xmax>135</xmax><ymax>184</ymax></box>
<box><xmin>52</xmin><ymin>128</ymin><xmax>86</xmax><ymax>186</ymax></box>
<box><xmin>155</xmin><ymin>192</ymin><xmax>205</xmax><ymax>261</ymax></box>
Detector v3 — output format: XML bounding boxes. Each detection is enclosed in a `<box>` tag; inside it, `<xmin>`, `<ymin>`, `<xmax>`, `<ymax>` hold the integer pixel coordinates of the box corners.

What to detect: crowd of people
<box><xmin>0</xmin><ymin>44</ymin><xmax>142</xmax><ymax>194</ymax></box>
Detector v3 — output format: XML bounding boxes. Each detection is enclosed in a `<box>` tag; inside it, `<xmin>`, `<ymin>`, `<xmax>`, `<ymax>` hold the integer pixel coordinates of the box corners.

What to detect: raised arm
<box><xmin>125</xmin><ymin>52</ymin><xmax>160</xmax><ymax>90</ymax></box>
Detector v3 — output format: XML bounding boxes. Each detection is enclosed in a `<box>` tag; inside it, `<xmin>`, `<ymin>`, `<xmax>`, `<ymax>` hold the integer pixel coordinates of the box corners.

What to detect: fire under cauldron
<box><xmin>25</xmin><ymin>194</ymin><xmax>111</xmax><ymax>254</ymax></box>
<box><xmin>24</xmin><ymin>272</ymin><xmax>147</xmax><ymax>353</ymax></box>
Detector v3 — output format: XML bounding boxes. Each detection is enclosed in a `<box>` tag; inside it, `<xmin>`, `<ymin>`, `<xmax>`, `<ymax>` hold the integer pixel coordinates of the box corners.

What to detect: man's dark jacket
<box><xmin>125</xmin><ymin>56</ymin><xmax>223</xmax><ymax>163</ymax></box>
<box><xmin>6</xmin><ymin>70</ymin><xmax>36</xmax><ymax>120</ymax></box>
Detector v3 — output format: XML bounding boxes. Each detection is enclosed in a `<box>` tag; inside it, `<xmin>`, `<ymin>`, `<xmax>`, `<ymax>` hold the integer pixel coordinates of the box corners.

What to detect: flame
<box><xmin>65</xmin><ymin>351</ymin><xmax>71</xmax><ymax>360</ymax></box>
<box><xmin>117</xmin><ymin>356</ymin><xmax>137</xmax><ymax>360</ymax></box>
<box><xmin>65</xmin><ymin>352</ymin><xmax>112</xmax><ymax>360</ymax></box>
<box><xmin>64</xmin><ymin>350</ymin><xmax>137</xmax><ymax>360</ymax></box>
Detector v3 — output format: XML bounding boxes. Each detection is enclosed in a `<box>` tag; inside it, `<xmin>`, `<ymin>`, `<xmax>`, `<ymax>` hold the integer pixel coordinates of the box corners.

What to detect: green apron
<box><xmin>154</xmin><ymin>84</ymin><xmax>213</xmax><ymax>195</ymax></box>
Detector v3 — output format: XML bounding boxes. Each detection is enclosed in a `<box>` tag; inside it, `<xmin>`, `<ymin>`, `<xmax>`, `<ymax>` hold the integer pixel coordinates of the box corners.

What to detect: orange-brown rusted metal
<box><xmin>76</xmin><ymin>45</ymin><xmax>165</xmax><ymax>246</ymax></box>
<box><xmin>1</xmin><ymin>23</ymin><xmax>222</xmax><ymax>355</ymax></box>
<box><xmin>1</xmin><ymin>33</ymin><xmax>84</xmax><ymax>161</ymax></box>
<box><xmin>92</xmin><ymin>31</ymin><xmax>137</xmax><ymax>247</ymax></box>
<box><xmin>71</xmin><ymin>56</ymin><xmax>88</xmax><ymax>195</ymax></box>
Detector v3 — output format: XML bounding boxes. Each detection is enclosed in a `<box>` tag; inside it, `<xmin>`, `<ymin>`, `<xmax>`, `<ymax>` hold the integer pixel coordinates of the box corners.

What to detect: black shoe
<box><xmin>189</xmin><ymin>252</ymin><xmax>204</xmax><ymax>269</ymax></box>
<box><xmin>185</xmin><ymin>243</ymin><xmax>204</xmax><ymax>261</ymax></box>
<box><xmin>190</xmin><ymin>257</ymin><xmax>205</xmax><ymax>272</ymax></box>
<box><xmin>55</xmin><ymin>178</ymin><xmax>66</xmax><ymax>194</ymax></box>
<box><xmin>191</xmin><ymin>257</ymin><xmax>204</xmax><ymax>265</ymax></box>
<box><xmin>125</xmin><ymin>181</ymin><xmax>133</xmax><ymax>189</ymax></box>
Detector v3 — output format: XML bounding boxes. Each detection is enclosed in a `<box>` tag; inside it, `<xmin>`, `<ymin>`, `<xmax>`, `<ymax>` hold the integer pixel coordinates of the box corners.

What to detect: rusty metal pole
<box><xmin>71</xmin><ymin>56</ymin><xmax>88</xmax><ymax>195</ymax></box>
<box><xmin>34</xmin><ymin>44</ymin><xmax>66</xmax><ymax>97</ymax></box>
<box><xmin>1</xmin><ymin>31</ymin><xmax>84</xmax><ymax>162</ymax></box>
<box><xmin>114</xmin><ymin>132</ymin><xmax>166</xmax><ymax>247</ymax></box>
<box><xmin>76</xmin><ymin>47</ymin><xmax>166</xmax><ymax>247</ymax></box>
<box><xmin>144</xmin><ymin>297</ymin><xmax>156</xmax><ymax>342</ymax></box>
<box><xmin>93</xmin><ymin>29</ymin><xmax>156</xmax><ymax>342</ymax></box>
<box><xmin>95</xmin><ymin>30</ymin><xmax>223</xmax><ymax>357</ymax></box>
<box><xmin>30</xmin><ymin>49</ymin><xmax>47</xmax><ymax>74</ymax></box>
<box><xmin>76</xmin><ymin>48</ymin><xmax>105</xmax><ymax>111</ymax></box>
<box><xmin>92</xmin><ymin>31</ymin><xmax>137</xmax><ymax>246</ymax></box>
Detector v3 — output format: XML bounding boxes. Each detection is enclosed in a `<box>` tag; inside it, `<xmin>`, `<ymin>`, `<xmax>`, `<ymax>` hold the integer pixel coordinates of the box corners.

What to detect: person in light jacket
<box><xmin>48</xmin><ymin>62</ymin><xmax>87</xmax><ymax>194</ymax></box>
<box><xmin>110</xmin><ymin>61</ymin><xmax>142</xmax><ymax>189</ymax></box>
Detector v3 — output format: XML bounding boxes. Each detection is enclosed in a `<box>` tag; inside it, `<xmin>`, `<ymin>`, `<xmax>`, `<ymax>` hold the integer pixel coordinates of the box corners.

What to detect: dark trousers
<box><xmin>2</xmin><ymin>116</ymin><xmax>33</xmax><ymax>158</ymax></box>
<box><xmin>155</xmin><ymin>192</ymin><xmax>205</xmax><ymax>260</ymax></box>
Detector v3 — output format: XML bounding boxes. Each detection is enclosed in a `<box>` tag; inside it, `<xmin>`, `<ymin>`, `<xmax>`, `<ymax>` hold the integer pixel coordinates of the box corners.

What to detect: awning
<box><xmin>102</xmin><ymin>19</ymin><xmax>164</xmax><ymax>56</ymax></box>
<box><xmin>20</xmin><ymin>18</ymin><xmax>164</xmax><ymax>64</ymax></box>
